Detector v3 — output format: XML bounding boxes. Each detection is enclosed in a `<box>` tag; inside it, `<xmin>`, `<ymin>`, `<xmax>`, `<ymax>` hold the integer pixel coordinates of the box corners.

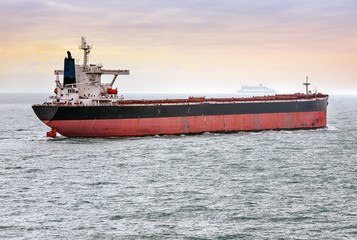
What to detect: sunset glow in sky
<box><xmin>1</xmin><ymin>0</ymin><xmax>357</xmax><ymax>93</ymax></box>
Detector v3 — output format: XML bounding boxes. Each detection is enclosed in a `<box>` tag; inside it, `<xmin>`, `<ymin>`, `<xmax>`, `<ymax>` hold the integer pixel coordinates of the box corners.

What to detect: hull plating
<box><xmin>42</xmin><ymin>111</ymin><xmax>327</xmax><ymax>137</ymax></box>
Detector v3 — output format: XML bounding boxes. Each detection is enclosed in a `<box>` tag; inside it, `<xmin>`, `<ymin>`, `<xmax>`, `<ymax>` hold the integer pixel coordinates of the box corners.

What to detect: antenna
<box><xmin>79</xmin><ymin>36</ymin><xmax>92</xmax><ymax>67</ymax></box>
<box><xmin>303</xmin><ymin>76</ymin><xmax>311</xmax><ymax>94</ymax></box>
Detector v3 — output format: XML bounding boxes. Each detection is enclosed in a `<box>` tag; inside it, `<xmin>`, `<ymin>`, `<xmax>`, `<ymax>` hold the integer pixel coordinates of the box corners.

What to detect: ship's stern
<box><xmin>32</xmin><ymin>105</ymin><xmax>59</xmax><ymax>137</ymax></box>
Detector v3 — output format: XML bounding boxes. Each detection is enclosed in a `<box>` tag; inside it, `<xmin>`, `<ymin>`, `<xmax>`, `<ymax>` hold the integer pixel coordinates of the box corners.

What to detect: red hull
<box><xmin>43</xmin><ymin>111</ymin><xmax>327</xmax><ymax>137</ymax></box>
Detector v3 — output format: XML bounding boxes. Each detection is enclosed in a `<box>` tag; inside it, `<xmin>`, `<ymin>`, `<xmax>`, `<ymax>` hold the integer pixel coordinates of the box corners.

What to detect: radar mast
<box><xmin>303</xmin><ymin>76</ymin><xmax>311</xmax><ymax>94</ymax></box>
<box><xmin>79</xmin><ymin>36</ymin><xmax>92</xmax><ymax>67</ymax></box>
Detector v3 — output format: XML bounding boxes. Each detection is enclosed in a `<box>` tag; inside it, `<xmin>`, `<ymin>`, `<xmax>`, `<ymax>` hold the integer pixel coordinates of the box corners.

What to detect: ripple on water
<box><xmin>0</xmin><ymin>94</ymin><xmax>356</xmax><ymax>239</ymax></box>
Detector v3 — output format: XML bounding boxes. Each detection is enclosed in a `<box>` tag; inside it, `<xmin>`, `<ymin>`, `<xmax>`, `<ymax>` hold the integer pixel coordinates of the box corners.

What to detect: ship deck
<box><xmin>35</xmin><ymin>93</ymin><xmax>328</xmax><ymax>107</ymax></box>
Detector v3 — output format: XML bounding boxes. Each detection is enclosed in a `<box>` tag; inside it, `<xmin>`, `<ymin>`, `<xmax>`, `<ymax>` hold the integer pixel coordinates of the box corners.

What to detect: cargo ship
<box><xmin>32</xmin><ymin>37</ymin><xmax>328</xmax><ymax>138</ymax></box>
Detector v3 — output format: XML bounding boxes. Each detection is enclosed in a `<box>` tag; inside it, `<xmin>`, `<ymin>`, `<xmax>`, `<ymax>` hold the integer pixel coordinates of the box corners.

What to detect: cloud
<box><xmin>1</xmin><ymin>0</ymin><xmax>357</xmax><ymax>92</ymax></box>
<box><xmin>1</xmin><ymin>0</ymin><xmax>357</xmax><ymax>53</ymax></box>
<box><xmin>1</xmin><ymin>0</ymin><xmax>357</xmax><ymax>47</ymax></box>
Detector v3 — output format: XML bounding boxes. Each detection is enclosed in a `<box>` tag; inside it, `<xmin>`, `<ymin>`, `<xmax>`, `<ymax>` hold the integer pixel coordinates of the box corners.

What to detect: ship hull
<box><xmin>39</xmin><ymin>111</ymin><xmax>326</xmax><ymax>137</ymax></box>
<box><xmin>32</xmin><ymin>96</ymin><xmax>328</xmax><ymax>137</ymax></box>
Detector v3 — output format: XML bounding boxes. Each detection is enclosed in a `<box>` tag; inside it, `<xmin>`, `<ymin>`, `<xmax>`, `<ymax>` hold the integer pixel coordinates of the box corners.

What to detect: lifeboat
<box><xmin>107</xmin><ymin>88</ymin><xmax>118</xmax><ymax>94</ymax></box>
<box><xmin>54</xmin><ymin>88</ymin><xmax>57</xmax><ymax>94</ymax></box>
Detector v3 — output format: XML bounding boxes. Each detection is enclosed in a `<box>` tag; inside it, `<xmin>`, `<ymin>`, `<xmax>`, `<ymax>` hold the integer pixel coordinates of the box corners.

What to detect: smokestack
<box><xmin>63</xmin><ymin>51</ymin><xmax>76</xmax><ymax>86</ymax></box>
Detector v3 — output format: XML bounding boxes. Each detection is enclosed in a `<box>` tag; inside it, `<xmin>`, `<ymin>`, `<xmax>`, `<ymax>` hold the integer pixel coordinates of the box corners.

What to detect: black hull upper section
<box><xmin>32</xmin><ymin>105</ymin><xmax>58</xmax><ymax>121</ymax></box>
<box><xmin>32</xmin><ymin>97</ymin><xmax>328</xmax><ymax>121</ymax></box>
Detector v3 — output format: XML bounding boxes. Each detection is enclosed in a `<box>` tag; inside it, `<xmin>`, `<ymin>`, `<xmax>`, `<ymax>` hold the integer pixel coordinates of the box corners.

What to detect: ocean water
<box><xmin>0</xmin><ymin>93</ymin><xmax>356</xmax><ymax>239</ymax></box>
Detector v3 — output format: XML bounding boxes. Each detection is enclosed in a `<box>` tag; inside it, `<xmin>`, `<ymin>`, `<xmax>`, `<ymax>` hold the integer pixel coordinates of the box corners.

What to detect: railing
<box><xmin>33</xmin><ymin>93</ymin><xmax>328</xmax><ymax>107</ymax></box>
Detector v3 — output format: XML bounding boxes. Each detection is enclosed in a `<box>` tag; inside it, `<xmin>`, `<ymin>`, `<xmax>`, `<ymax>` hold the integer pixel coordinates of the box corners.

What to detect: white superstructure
<box><xmin>238</xmin><ymin>84</ymin><xmax>276</xmax><ymax>94</ymax></box>
<box><xmin>52</xmin><ymin>37</ymin><xmax>129</xmax><ymax>106</ymax></box>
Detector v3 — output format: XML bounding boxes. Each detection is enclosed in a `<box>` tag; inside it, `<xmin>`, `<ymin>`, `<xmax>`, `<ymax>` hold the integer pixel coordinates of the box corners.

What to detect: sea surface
<box><xmin>0</xmin><ymin>93</ymin><xmax>356</xmax><ymax>239</ymax></box>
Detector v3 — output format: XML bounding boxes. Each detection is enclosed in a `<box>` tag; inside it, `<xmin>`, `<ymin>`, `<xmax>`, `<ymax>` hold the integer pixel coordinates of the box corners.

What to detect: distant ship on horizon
<box><xmin>238</xmin><ymin>83</ymin><xmax>276</xmax><ymax>94</ymax></box>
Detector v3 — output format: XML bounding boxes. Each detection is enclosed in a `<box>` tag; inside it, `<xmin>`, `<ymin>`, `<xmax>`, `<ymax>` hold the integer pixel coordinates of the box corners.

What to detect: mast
<box><xmin>79</xmin><ymin>36</ymin><xmax>92</xmax><ymax>67</ymax></box>
<box><xmin>303</xmin><ymin>76</ymin><xmax>311</xmax><ymax>94</ymax></box>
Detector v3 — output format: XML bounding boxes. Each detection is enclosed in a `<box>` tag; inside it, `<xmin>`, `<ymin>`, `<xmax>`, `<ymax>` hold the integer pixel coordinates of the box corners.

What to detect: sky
<box><xmin>1</xmin><ymin>0</ymin><xmax>357</xmax><ymax>94</ymax></box>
